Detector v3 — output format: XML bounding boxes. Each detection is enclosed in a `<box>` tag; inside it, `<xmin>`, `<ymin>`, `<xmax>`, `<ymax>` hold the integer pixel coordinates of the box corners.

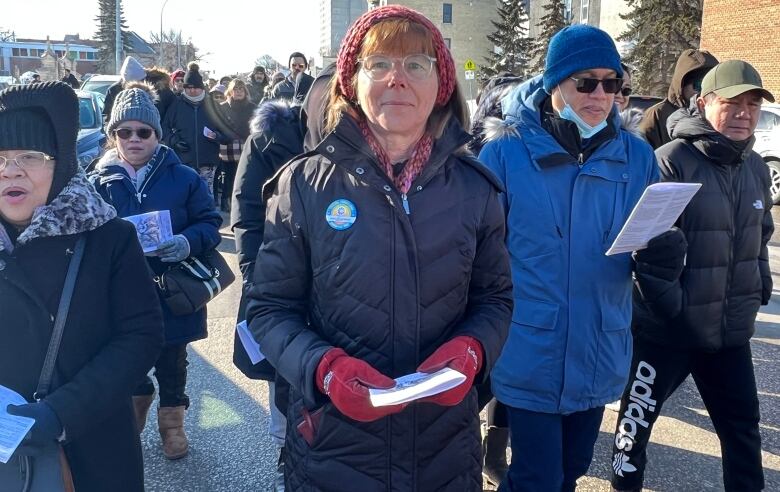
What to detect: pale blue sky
<box><xmin>5</xmin><ymin>0</ymin><xmax>321</xmax><ymax>75</ymax></box>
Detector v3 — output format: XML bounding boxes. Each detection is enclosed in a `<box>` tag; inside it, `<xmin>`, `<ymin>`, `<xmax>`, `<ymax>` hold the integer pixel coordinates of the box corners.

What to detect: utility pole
<box><xmin>159</xmin><ymin>0</ymin><xmax>170</xmax><ymax>66</ymax></box>
<box><xmin>115</xmin><ymin>0</ymin><xmax>122</xmax><ymax>74</ymax></box>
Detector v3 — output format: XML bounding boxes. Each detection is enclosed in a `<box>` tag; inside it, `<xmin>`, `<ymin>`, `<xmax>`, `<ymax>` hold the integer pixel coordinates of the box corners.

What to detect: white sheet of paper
<box><xmin>606</xmin><ymin>182</ymin><xmax>702</xmax><ymax>256</ymax></box>
<box><xmin>236</xmin><ymin>320</ymin><xmax>265</xmax><ymax>365</ymax></box>
<box><xmin>0</xmin><ymin>385</ymin><xmax>35</xmax><ymax>464</ymax></box>
<box><xmin>124</xmin><ymin>210</ymin><xmax>174</xmax><ymax>254</ymax></box>
<box><xmin>369</xmin><ymin>367</ymin><xmax>467</xmax><ymax>407</ymax></box>
<box><xmin>203</xmin><ymin>126</ymin><xmax>215</xmax><ymax>138</ymax></box>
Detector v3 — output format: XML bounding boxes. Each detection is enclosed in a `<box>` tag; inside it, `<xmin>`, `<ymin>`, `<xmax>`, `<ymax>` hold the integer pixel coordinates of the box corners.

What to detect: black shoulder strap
<box><xmin>34</xmin><ymin>235</ymin><xmax>87</xmax><ymax>401</ymax></box>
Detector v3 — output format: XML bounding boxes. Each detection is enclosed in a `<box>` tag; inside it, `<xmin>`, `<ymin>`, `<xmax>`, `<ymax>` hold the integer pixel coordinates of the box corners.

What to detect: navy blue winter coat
<box><xmin>91</xmin><ymin>145</ymin><xmax>222</xmax><ymax>345</ymax></box>
<box><xmin>161</xmin><ymin>94</ymin><xmax>222</xmax><ymax>168</ymax></box>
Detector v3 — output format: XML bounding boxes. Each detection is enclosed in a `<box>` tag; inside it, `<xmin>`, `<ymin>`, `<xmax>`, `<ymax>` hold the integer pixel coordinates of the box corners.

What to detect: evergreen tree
<box><xmin>481</xmin><ymin>0</ymin><xmax>534</xmax><ymax>80</ymax></box>
<box><xmin>619</xmin><ymin>0</ymin><xmax>703</xmax><ymax>96</ymax></box>
<box><xmin>529</xmin><ymin>0</ymin><xmax>569</xmax><ymax>75</ymax></box>
<box><xmin>94</xmin><ymin>0</ymin><xmax>132</xmax><ymax>73</ymax></box>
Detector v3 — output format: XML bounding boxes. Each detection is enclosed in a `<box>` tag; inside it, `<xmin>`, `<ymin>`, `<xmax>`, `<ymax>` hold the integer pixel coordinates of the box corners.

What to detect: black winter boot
<box><xmin>482</xmin><ymin>426</ymin><xmax>509</xmax><ymax>486</ymax></box>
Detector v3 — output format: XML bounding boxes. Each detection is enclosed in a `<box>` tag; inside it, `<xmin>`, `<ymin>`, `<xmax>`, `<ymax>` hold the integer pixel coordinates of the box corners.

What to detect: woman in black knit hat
<box><xmin>0</xmin><ymin>81</ymin><xmax>164</xmax><ymax>491</ymax></box>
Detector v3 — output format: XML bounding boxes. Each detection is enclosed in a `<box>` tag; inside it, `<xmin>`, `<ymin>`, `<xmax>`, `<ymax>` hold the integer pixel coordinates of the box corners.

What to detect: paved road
<box><xmin>142</xmin><ymin>212</ymin><xmax>780</xmax><ymax>491</ymax></box>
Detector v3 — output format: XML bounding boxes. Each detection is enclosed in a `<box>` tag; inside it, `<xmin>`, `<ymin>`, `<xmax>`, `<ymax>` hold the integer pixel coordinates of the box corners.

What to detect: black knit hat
<box><xmin>0</xmin><ymin>81</ymin><xmax>79</xmax><ymax>203</ymax></box>
<box><xmin>183</xmin><ymin>61</ymin><xmax>205</xmax><ymax>89</ymax></box>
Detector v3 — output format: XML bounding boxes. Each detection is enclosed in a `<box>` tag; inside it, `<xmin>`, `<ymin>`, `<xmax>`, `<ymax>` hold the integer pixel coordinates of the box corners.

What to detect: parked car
<box><xmin>80</xmin><ymin>74</ymin><xmax>121</xmax><ymax>96</ymax></box>
<box><xmin>754</xmin><ymin>103</ymin><xmax>780</xmax><ymax>204</ymax></box>
<box><xmin>76</xmin><ymin>90</ymin><xmax>107</xmax><ymax>168</ymax></box>
<box><xmin>627</xmin><ymin>95</ymin><xmax>663</xmax><ymax>114</ymax></box>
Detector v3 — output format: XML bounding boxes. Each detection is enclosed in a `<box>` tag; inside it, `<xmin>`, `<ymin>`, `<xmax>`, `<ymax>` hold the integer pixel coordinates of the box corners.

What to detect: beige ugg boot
<box><xmin>157</xmin><ymin>406</ymin><xmax>189</xmax><ymax>460</ymax></box>
<box><xmin>132</xmin><ymin>394</ymin><xmax>155</xmax><ymax>433</ymax></box>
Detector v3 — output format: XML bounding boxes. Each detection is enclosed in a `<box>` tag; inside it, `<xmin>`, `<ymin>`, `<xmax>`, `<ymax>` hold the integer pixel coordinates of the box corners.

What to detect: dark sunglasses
<box><xmin>114</xmin><ymin>128</ymin><xmax>154</xmax><ymax>140</ymax></box>
<box><xmin>570</xmin><ymin>77</ymin><xmax>624</xmax><ymax>94</ymax></box>
<box><xmin>620</xmin><ymin>87</ymin><xmax>632</xmax><ymax>97</ymax></box>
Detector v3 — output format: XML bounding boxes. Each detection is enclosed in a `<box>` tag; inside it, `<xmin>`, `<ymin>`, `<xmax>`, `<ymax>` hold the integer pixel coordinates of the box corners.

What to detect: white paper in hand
<box><xmin>606</xmin><ymin>182</ymin><xmax>701</xmax><ymax>256</ymax></box>
<box><xmin>0</xmin><ymin>385</ymin><xmax>35</xmax><ymax>463</ymax></box>
<box><xmin>124</xmin><ymin>210</ymin><xmax>174</xmax><ymax>253</ymax></box>
<box><xmin>236</xmin><ymin>320</ymin><xmax>265</xmax><ymax>365</ymax></box>
<box><xmin>369</xmin><ymin>367</ymin><xmax>467</xmax><ymax>407</ymax></box>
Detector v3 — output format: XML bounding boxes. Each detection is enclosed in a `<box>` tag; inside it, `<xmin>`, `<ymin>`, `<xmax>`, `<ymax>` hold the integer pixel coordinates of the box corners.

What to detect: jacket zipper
<box><xmin>401</xmin><ymin>193</ymin><xmax>410</xmax><ymax>215</ymax></box>
<box><xmin>722</xmin><ymin>165</ymin><xmax>737</xmax><ymax>345</ymax></box>
<box><xmin>194</xmin><ymin>105</ymin><xmax>200</xmax><ymax>167</ymax></box>
<box><xmin>135</xmin><ymin>149</ymin><xmax>166</xmax><ymax>203</ymax></box>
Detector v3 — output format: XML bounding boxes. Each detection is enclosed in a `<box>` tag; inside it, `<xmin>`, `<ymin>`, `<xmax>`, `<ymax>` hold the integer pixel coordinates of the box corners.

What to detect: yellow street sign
<box><xmin>464</xmin><ymin>59</ymin><xmax>476</xmax><ymax>71</ymax></box>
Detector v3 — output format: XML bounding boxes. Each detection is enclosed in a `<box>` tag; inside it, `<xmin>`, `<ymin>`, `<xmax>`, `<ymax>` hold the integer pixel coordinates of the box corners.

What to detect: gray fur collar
<box><xmin>619</xmin><ymin>108</ymin><xmax>645</xmax><ymax>140</ymax></box>
<box><xmin>0</xmin><ymin>170</ymin><xmax>117</xmax><ymax>252</ymax></box>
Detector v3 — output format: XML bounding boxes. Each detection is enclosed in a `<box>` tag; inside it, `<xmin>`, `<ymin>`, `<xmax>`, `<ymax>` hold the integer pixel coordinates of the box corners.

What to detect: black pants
<box><xmin>133</xmin><ymin>344</ymin><xmax>190</xmax><ymax>408</ymax></box>
<box><xmin>499</xmin><ymin>406</ymin><xmax>604</xmax><ymax>492</ymax></box>
<box><xmin>611</xmin><ymin>338</ymin><xmax>763</xmax><ymax>491</ymax></box>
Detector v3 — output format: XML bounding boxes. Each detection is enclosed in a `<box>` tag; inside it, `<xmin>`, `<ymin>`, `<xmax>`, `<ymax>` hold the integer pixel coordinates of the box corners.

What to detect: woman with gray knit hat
<box><xmin>91</xmin><ymin>81</ymin><xmax>222</xmax><ymax>461</ymax></box>
<box><xmin>0</xmin><ymin>81</ymin><xmax>164</xmax><ymax>490</ymax></box>
<box><xmin>161</xmin><ymin>61</ymin><xmax>225</xmax><ymax>199</ymax></box>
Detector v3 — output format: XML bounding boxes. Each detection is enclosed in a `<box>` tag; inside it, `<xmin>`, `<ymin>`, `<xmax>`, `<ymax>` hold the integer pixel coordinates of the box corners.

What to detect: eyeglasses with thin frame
<box><xmin>570</xmin><ymin>77</ymin><xmax>624</xmax><ymax>95</ymax></box>
<box><xmin>113</xmin><ymin>128</ymin><xmax>155</xmax><ymax>140</ymax></box>
<box><xmin>0</xmin><ymin>151</ymin><xmax>53</xmax><ymax>172</ymax></box>
<box><xmin>358</xmin><ymin>54</ymin><xmax>438</xmax><ymax>82</ymax></box>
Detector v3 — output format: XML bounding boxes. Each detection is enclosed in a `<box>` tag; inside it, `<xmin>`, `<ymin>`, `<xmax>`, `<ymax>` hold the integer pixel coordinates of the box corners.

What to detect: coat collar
<box><xmin>0</xmin><ymin>170</ymin><xmax>116</xmax><ymax>253</ymax></box>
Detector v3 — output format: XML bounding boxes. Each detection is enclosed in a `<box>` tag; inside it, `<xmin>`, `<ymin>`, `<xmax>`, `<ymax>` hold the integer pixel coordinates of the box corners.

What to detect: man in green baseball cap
<box><xmin>610</xmin><ymin>59</ymin><xmax>772</xmax><ymax>492</ymax></box>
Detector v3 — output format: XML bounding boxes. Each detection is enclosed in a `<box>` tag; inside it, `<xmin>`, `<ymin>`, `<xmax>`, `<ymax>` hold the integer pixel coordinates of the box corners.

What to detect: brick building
<box><xmin>700</xmin><ymin>0</ymin><xmax>780</xmax><ymax>99</ymax></box>
<box><xmin>0</xmin><ymin>35</ymin><xmax>99</xmax><ymax>80</ymax></box>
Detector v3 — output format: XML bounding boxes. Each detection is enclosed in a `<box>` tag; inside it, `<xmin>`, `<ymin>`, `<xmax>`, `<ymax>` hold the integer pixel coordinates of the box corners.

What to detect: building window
<box><xmin>12</xmin><ymin>48</ymin><xmax>20</xmax><ymax>56</ymax></box>
<box><xmin>581</xmin><ymin>0</ymin><xmax>589</xmax><ymax>24</ymax></box>
<box><xmin>86</xmin><ymin>51</ymin><xmax>95</xmax><ymax>60</ymax></box>
<box><xmin>78</xmin><ymin>51</ymin><xmax>86</xmax><ymax>60</ymax></box>
<box><xmin>443</xmin><ymin>3</ymin><xmax>452</xmax><ymax>24</ymax></box>
<box><xmin>564</xmin><ymin>0</ymin><xmax>572</xmax><ymax>23</ymax></box>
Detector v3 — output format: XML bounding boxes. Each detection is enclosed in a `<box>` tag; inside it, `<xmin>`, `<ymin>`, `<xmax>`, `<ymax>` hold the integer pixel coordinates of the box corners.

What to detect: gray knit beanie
<box><xmin>107</xmin><ymin>82</ymin><xmax>162</xmax><ymax>138</ymax></box>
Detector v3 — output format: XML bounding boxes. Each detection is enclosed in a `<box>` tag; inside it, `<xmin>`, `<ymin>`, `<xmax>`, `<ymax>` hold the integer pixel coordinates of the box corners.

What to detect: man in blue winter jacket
<box><xmin>479</xmin><ymin>25</ymin><xmax>665</xmax><ymax>491</ymax></box>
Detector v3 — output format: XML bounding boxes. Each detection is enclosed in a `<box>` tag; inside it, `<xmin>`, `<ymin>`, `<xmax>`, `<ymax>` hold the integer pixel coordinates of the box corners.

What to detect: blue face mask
<box><xmin>558</xmin><ymin>87</ymin><xmax>608</xmax><ymax>139</ymax></box>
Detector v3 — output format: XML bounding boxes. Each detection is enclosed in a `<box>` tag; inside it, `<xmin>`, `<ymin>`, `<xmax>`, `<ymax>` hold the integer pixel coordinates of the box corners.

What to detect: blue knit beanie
<box><xmin>107</xmin><ymin>83</ymin><xmax>163</xmax><ymax>138</ymax></box>
<box><xmin>543</xmin><ymin>25</ymin><xmax>623</xmax><ymax>94</ymax></box>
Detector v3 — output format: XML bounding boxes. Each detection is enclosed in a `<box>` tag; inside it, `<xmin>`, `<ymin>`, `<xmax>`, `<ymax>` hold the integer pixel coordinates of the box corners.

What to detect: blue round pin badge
<box><xmin>325</xmin><ymin>199</ymin><xmax>358</xmax><ymax>230</ymax></box>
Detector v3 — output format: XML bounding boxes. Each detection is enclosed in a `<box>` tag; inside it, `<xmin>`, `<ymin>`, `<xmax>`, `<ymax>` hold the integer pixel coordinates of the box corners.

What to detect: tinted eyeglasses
<box><xmin>114</xmin><ymin>128</ymin><xmax>155</xmax><ymax>140</ymax></box>
<box><xmin>620</xmin><ymin>87</ymin><xmax>632</xmax><ymax>97</ymax></box>
<box><xmin>569</xmin><ymin>77</ymin><xmax>624</xmax><ymax>95</ymax></box>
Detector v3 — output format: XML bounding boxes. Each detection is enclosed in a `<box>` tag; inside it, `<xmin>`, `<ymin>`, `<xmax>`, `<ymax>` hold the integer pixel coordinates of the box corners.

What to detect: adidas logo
<box><xmin>754</xmin><ymin>200</ymin><xmax>764</xmax><ymax>210</ymax></box>
<box><xmin>613</xmin><ymin>451</ymin><xmax>637</xmax><ymax>477</ymax></box>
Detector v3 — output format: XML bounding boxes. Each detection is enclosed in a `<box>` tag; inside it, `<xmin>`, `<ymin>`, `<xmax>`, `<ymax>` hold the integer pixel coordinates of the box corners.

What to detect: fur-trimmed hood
<box><xmin>0</xmin><ymin>170</ymin><xmax>117</xmax><ymax>252</ymax></box>
<box><xmin>250</xmin><ymin>100</ymin><xmax>297</xmax><ymax>134</ymax></box>
<box><xmin>144</xmin><ymin>67</ymin><xmax>171</xmax><ymax>93</ymax></box>
<box><xmin>619</xmin><ymin>107</ymin><xmax>645</xmax><ymax>140</ymax></box>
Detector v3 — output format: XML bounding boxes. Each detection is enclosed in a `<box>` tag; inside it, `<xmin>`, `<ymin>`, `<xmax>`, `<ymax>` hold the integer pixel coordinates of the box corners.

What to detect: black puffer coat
<box><xmin>632</xmin><ymin>108</ymin><xmax>774</xmax><ymax>351</ymax></box>
<box><xmin>161</xmin><ymin>94</ymin><xmax>222</xmax><ymax>168</ymax></box>
<box><xmin>246</xmin><ymin>115</ymin><xmax>513</xmax><ymax>491</ymax></box>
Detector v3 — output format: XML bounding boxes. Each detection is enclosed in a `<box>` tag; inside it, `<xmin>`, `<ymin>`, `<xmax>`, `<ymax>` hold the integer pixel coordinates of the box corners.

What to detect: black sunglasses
<box><xmin>114</xmin><ymin>128</ymin><xmax>154</xmax><ymax>140</ymax></box>
<box><xmin>620</xmin><ymin>87</ymin><xmax>632</xmax><ymax>97</ymax></box>
<box><xmin>570</xmin><ymin>77</ymin><xmax>624</xmax><ymax>95</ymax></box>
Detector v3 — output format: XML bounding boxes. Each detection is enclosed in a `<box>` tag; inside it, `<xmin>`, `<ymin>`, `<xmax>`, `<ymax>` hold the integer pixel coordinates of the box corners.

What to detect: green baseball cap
<box><xmin>700</xmin><ymin>60</ymin><xmax>775</xmax><ymax>102</ymax></box>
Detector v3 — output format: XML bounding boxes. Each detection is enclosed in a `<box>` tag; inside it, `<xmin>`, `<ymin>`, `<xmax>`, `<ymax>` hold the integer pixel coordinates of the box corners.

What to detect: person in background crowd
<box><xmin>207</xmin><ymin>78</ymin><xmax>218</xmax><ymax>91</ymax></box>
<box><xmin>210</xmin><ymin>84</ymin><xmax>227</xmax><ymax>104</ymax></box>
<box><xmin>640</xmin><ymin>49</ymin><xmax>718</xmax><ymax>149</ymax></box>
<box><xmin>31</xmin><ymin>73</ymin><xmax>41</xmax><ymax>83</ymax></box>
<box><xmin>213</xmin><ymin>79</ymin><xmax>255</xmax><ymax>212</ymax></box>
<box><xmin>247</xmin><ymin>66</ymin><xmax>269</xmax><ymax>104</ymax></box>
<box><xmin>613</xmin><ymin>63</ymin><xmax>645</xmax><ymax>141</ymax></box>
<box><xmin>247</xmin><ymin>6</ymin><xmax>512</xmax><ymax>490</ymax></box>
<box><xmin>0</xmin><ymin>81</ymin><xmax>163</xmax><ymax>491</ymax></box>
<box><xmin>611</xmin><ymin>59</ymin><xmax>773</xmax><ymax>492</ymax></box>
<box><xmin>103</xmin><ymin>56</ymin><xmax>147</xmax><ymax>125</ymax></box>
<box><xmin>145</xmin><ymin>66</ymin><xmax>176</xmax><ymax>122</ymax></box>
<box><xmin>219</xmin><ymin>76</ymin><xmax>232</xmax><ymax>86</ymax></box>
<box><xmin>231</xmin><ymin>63</ymin><xmax>334</xmax><ymax>492</ymax></box>
<box><xmin>269</xmin><ymin>52</ymin><xmax>309</xmax><ymax>101</ymax></box>
<box><xmin>479</xmin><ymin>25</ymin><xmax>661</xmax><ymax>491</ymax></box>
<box><xmin>61</xmin><ymin>68</ymin><xmax>80</xmax><ymax>89</ymax></box>
<box><xmin>266</xmin><ymin>71</ymin><xmax>287</xmax><ymax>100</ymax></box>
<box><xmin>171</xmin><ymin>69</ymin><xmax>185</xmax><ymax>94</ymax></box>
<box><xmin>162</xmin><ymin>62</ymin><xmax>224</xmax><ymax>197</ymax></box>
<box><xmin>90</xmin><ymin>82</ymin><xmax>222</xmax><ymax>461</ymax></box>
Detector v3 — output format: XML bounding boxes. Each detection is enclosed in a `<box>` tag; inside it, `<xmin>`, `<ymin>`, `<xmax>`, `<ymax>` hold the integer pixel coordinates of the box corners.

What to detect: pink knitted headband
<box><xmin>336</xmin><ymin>5</ymin><xmax>456</xmax><ymax>106</ymax></box>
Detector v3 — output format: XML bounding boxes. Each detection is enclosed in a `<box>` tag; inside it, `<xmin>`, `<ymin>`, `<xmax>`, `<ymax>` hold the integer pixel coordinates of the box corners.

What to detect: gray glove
<box><xmin>158</xmin><ymin>235</ymin><xmax>191</xmax><ymax>263</ymax></box>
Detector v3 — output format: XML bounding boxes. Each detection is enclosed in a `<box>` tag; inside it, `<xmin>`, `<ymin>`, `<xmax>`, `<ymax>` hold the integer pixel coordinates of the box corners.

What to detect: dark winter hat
<box><xmin>542</xmin><ymin>24</ymin><xmax>623</xmax><ymax>94</ymax></box>
<box><xmin>700</xmin><ymin>60</ymin><xmax>775</xmax><ymax>103</ymax></box>
<box><xmin>252</xmin><ymin>65</ymin><xmax>266</xmax><ymax>74</ymax></box>
<box><xmin>337</xmin><ymin>5</ymin><xmax>456</xmax><ymax>106</ymax></box>
<box><xmin>0</xmin><ymin>81</ymin><xmax>79</xmax><ymax>202</ymax></box>
<box><xmin>183</xmin><ymin>61</ymin><xmax>205</xmax><ymax>89</ymax></box>
<box><xmin>107</xmin><ymin>82</ymin><xmax>163</xmax><ymax>138</ymax></box>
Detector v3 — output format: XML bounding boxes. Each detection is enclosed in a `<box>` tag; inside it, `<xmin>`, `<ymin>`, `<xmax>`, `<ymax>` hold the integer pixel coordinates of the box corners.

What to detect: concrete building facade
<box><xmin>320</xmin><ymin>0</ymin><xmax>368</xmax><ymax>65</ymax></box>
<box><xmin>700</xmin><ymin>0</ymin><xmax>780</xmax><ymax>99</ymax></box>
<box><xmin>528</xmin><ymin>0</ymin><xmax>630</xmax><ymax>53</ymax></box>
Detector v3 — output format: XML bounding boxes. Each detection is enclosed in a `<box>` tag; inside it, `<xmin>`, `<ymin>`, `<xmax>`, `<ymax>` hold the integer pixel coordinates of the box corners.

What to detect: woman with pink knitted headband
<box><xmin>245</xmin><ymin>5</ymin><xmax>512</xmax><ymax>490</ymax></box>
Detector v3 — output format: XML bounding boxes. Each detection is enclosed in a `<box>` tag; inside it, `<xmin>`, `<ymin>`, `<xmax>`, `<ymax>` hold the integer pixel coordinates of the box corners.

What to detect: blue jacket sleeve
<box><xmin>179</xmin><ymin>172</ymin><xmax>222</xmax><ymax>256</ymax></box>
<box><xmin>479</xmin><ymin>142</ymin><xmax>509</xmax><ymax>213</ymax></box>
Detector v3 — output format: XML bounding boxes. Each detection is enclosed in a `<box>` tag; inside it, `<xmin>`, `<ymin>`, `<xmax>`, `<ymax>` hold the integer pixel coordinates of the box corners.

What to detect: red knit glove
<box><xmin>316</xmin><ymin>348</ymin><xmax>406</xmax><ymax>422</ymax></box>
<box><xmin>416</xmin><ymin>336</ymin><xmax>483</xmax><ymax>407</ymax></box>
